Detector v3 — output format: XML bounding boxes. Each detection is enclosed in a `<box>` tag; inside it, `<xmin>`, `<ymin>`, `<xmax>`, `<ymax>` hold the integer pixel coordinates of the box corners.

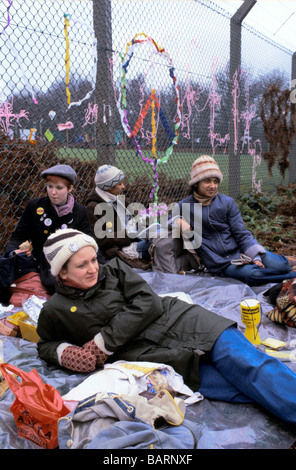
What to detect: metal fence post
<box><xmin>229</xmin><ymin>0</ymin><xmax>256</xmax><ymax>198</ymax></box>
<box><xmin>93</xmin><ymin>0</ymin><xmax>116</xmax><ymax>165</ymax></box>
<box><xmin>289</xmin><ymin>52</ymin><xmax>296</xmax><ymax>185</ymax></box>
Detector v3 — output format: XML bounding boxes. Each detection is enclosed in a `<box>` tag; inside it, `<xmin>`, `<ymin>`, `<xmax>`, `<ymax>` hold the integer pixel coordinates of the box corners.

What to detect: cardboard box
<box><xmin>18</xmin><ymin>316</ymin><xmax>40</xmax><ymax>343</ymax></box>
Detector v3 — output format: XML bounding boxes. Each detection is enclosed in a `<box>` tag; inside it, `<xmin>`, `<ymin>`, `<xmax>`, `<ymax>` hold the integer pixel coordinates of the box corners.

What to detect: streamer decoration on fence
<box><xmin>117</xmin><ymin>33</ymin><xmax>181</xmax><ymax>204</ymax></box>
<box><xmin>57</xmin><ymin>121</ymin><xmax>74</xmax><ymax>131</ymax></box>
<box><xmin>64</xmin><ymin>13</ymin><xmax>97</xmax><ymax>109</ymax></box>
<box><xmin>83</xmin><ymin>102</ymin><xmax>98</xmax><ymax>127</ymax></box>
<box><xmin>0</xmin><ymin>99</ymin><xmax>29</xmax><ymax>134</ymax></box>
<box><xmin>28</xmin><ymin>128</ymin><xmax>37</xmax><ymax>145</ymax></box>
<box><xmin>0</xmin><ymin>0</ymin><xmax>13</xmax><ymax>36</ymax></box>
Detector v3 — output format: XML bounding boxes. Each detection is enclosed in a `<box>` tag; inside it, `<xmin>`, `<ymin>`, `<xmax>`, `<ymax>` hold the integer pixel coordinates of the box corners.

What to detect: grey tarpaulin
<box><xmin>0</xmin><ymin>271</ymin><xmax>296</xmax><ymax>449</ymax></box>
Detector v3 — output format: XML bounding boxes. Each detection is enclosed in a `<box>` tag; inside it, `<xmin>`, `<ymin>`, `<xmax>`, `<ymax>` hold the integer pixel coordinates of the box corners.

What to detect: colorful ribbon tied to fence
<box><xmin>64</xmin><ymin>13</ymin><xmax>97</xmax><ymax>109</ymax></box>
<box><xmin>117</xmin><ymin>33</ymin><xmax>181</xmax><ymax>204</ymax></box>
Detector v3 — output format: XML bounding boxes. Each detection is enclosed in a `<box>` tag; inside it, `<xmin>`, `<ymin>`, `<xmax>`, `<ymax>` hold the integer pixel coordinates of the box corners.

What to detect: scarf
<box><xmin>193</xmin><ymin>189</ymin><xmax>218</xmax><ymax>206</ymax></box>
<box><xmin>52</xmin><ymin>193</ymin><xmax>75</xmax><ymax>217</ymax></box>
<box><xmin>56</xmin><ymin>271</ymin><xmax>105</xmax><ymax>296</ymax></box>
<box><xmin>95</xmin><ymin>187</ymin><xmax>131</xmax><ymax>229</ymax></box>
<box><xmin>95</xmin><ymin>186</ymin><xmax>117</xmax><ymax>203</ymax></box>
<box><xmin>56</xmin><ymin>275</ymin><xmax>86</xmax><ymax>292</ymax></box>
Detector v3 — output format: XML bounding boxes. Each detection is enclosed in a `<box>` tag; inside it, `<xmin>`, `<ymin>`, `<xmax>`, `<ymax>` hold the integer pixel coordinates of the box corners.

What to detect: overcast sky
<box><xmin>0</xmin><ymin>0</ymin><xmax>294</xmax><ymax>103</ymax></box>
<box><xmin>211</xmin><ymin>0</ymin><xmax>296</xmax><ymax>52</ymax></box>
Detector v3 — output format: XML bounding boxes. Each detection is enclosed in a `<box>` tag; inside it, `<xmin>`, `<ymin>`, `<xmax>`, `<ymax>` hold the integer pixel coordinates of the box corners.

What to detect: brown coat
<box><xmin>85</xmin><ymin>189</ymin><xmax>132</xmax><ymax>259</ymax></box>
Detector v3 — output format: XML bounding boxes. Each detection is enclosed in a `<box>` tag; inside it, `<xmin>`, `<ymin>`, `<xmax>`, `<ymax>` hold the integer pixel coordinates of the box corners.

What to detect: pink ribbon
<box><xmin>57</xmin><ymin>121</ymin><xmax>74</xmax><ymax>131</ymax></box>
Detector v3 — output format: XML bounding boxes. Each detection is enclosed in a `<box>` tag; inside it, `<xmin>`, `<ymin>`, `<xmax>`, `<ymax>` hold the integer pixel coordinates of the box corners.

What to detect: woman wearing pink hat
<box><xmin>174</xmin><ymin>155</ymin><xmax>296</xmax><ymax>286</ymax></box>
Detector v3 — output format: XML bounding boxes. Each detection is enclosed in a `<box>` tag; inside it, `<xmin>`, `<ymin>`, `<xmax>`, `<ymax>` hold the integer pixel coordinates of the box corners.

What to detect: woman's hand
<box><xmin>15</xmin><ymin>241</ymin><xmax>32</xmax><ymax>257</ymax></box>
<box><xmin>14</xmin><ymin>248</ymin><xmax>32</xmax><ymax>257</ymax></box>
<box><xmin>253</xmin><ymin>259</ymin><xmax>264</xmax><ymax>268</ymax></box>
<box><xmin>175</xmin><ymin>218</ymin><xmax>192</xmax><ymax>235</ymax></box>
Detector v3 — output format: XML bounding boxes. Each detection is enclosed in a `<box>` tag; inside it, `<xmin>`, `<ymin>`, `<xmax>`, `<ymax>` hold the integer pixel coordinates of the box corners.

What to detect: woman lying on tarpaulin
<box><xmin>37</xmin><ymin>228</ymin><xmax>296</xmax><ymax>427</ymax></box>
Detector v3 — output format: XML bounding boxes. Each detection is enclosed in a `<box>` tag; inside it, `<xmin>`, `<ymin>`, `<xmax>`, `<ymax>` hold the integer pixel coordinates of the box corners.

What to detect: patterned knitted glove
<box><xmin>83</xmin><ymin>339</ymin><xmax>109</xmax><ymax>367</ymax></box>
<box><xmin>60</xmin><ymin>345</ymin><xmax>97</xmax><ymax>373</ymax></box>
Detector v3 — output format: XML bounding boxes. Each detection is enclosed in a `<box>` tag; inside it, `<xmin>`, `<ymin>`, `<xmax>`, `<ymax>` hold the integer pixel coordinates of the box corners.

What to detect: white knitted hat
<box><xmin>43</xmin><ymin>229</ymin><xmax>98</xmax><ymax>276</ymax></box>
<box><xmin>95</xmin><ymin>164</ymin><xmax>124</xmax><ymax>191</ymax></box>
<box><xmin>189</xmin><ymin>155</ymin><xmax>223</xmax><ymax>186</ymax></box>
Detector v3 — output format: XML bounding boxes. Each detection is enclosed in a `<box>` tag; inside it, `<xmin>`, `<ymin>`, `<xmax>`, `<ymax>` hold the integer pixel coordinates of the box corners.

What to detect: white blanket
<box><xmin>62</xmin><ymin>360</ymin><xmax>203</xmax><ymax>405</ymax></box>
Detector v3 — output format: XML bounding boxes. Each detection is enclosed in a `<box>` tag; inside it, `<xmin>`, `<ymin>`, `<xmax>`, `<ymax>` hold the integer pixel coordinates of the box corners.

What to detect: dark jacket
<box><xmin>85</xmin><ymin>189</ymin><xmax>132</xmax><ymax>259</ymax></box>
<box><xmin>177</xmin><ymin>193</ymin><xmax>265</xmax><ymax>274</ymax></box>
<box><xmin>37</xmin><ymin>258</ymin><xmax>235</xmax><ymax>391</ymax></box>
<box><xmin>5</xmin><ymin>196</ymin><xmax>93</xmax><ymax>293</ymax></box>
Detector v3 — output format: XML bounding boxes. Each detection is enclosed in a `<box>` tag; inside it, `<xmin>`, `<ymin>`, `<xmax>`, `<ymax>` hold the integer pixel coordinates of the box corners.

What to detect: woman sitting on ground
<box><xmin>37</xmin><ymin>228</ymin><xmax>296</xmax><ymax>428</ymax></box>
<box><xmin>5</xmin><ymin>164</ymin><xmax>94</xmax><ymax>295</ymax></box>
<box><xmin>174</xmin><ymin>155</ymin><xmax>296</xmax><ymax>286</ymax></box>
<box><xmin>85</xmin><ymin>164</ymin><xmax>150</xmax><ymax>270</ymax></box>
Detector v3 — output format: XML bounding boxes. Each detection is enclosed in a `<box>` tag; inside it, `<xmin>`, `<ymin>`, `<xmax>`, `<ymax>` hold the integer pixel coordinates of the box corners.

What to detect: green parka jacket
<box><xmin>37</xmin><ymin>258</ymin><xmax>235</xmax><ymax>391</ymax></box>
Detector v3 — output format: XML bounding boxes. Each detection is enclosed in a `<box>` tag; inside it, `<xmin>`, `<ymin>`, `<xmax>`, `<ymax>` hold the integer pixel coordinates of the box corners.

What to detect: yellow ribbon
<box><xmin>64</xmin><ymin>15</ymin><xmax>71</xmax><ymax>106</ymax></box>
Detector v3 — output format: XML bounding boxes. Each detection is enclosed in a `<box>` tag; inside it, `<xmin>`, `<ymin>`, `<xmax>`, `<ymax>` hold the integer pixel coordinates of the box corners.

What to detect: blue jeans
<box><xmin>136</xmin><ymin>240</ymin><xmax>150</xmax><ymax>259</ymax></box>
<box><xmin>223</xmin><ymin>251</ymin><xmax>296</xmax><ymax>286</ymax></box>
<box><xmin>199</xmin><ymin>327</ymin><xmax>296</xmax><ymax>425</ymax></box>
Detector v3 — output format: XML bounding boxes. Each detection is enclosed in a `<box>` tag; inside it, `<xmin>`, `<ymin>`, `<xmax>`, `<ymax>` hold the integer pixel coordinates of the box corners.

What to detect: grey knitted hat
<box><xmin>41</xmin><ymin>164</ymin><xmax>77</xmax><ymax>185</ymax></box>
<box><xmin>95</xmin><ymin>164</ymin><xmax>124</xmax><ymax>191</ymax></box>
<box><xmin>43</xmin><ymin>229</ymin><xmax>98</xmax><ymax>276</ymax></box>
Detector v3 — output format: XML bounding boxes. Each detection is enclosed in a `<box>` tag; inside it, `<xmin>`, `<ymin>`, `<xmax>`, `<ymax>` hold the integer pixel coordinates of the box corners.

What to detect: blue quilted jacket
<box><xmin>176</xmin><ymin>193</ymin><xmax>265</xmax><ymax>274</ymax></box>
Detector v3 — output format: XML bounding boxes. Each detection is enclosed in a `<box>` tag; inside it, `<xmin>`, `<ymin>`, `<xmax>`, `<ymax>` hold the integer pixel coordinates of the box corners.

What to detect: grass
<box><xmin>57</xmin><ymin>147</ymin><xmax>288</xmax><ymax>195</ymax></box>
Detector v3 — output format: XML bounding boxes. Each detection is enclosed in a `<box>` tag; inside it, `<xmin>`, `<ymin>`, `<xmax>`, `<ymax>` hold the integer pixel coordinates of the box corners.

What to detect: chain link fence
<box><xmin>0</xmin><ymin>0</ymin><xmax>295</xmax><ymax>252</ymax></box>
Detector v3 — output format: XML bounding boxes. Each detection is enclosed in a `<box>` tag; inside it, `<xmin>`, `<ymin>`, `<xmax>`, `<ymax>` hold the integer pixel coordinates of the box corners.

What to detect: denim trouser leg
<box><xmin>136</xmin><ymin>240</ymin><xmax>150</xmax><ymax>259</ymax></box>
<box><xmin>198</xmin><ymin>362</ymin><xmax>254</xmax><ymax>403</ymax></box>
<box><xmin>224</xmin><ymin>251</ymin><xmax>296</xmax><ymax>286</ymax></box>
<box><xmin>209</xmin><ymin>327</ymin><xmax>296</xmax><ymax>426</ymax></box>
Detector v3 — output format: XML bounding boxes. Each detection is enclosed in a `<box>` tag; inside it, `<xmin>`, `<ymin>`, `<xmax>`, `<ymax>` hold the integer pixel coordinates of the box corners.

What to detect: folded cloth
<box><xmin>122</xmin><ymin>242</ymin><xmax>141</xmax><ymax>259</ymax></box>
<box><xmin>62</xmin><ymin>360</ymin><xmax>203</xmax><ymax>404</ymax></box>
<box><xmin>231</xmin><ymin>254</ymin><xmax>253</xmax><ymax>266</ymax></box>
<box><xmin>58</xmin><ymin>391</ymin><xmax>191</xmax><ymax>450</ymax></box>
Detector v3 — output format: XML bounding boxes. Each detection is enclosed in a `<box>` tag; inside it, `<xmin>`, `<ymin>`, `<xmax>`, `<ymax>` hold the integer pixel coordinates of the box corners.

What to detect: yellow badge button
<box><xmin>44</xmin><ymin>230</ymin><xmax>48</xmax><ymax>234</ymax></box>
<box><xmin>70</xmin><ymin>306</ymin><xmax>77</xmax><ymax>312</ymax></box>
<box><xmin>37</xmin><ymin>207</ymin><xmax>44</xmax><ymax>215</ymax></box>
<box><xmin>106</xmin><ymin>222</ymin><xmax>113</xmax><ymax>229</ymax></box>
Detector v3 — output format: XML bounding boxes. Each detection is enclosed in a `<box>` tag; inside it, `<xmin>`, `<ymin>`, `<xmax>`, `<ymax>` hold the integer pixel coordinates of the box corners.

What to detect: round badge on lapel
<box><xmin>106</xmin><ymin>221</ymin><xmax>113</xmax><ymax>232</ymax></box>
<box><xmin>44</xmin><ymin>218</ymin><xmax>52</xmax><ymax>226</ymax></box>
<box><xmin>37</xmin><ymin>207</ymin><xmax>44</xmax><ymax>215</ymax></box>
